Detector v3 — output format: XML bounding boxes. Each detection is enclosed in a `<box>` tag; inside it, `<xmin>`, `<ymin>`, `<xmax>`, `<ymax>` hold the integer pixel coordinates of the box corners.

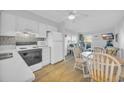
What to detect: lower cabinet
<box><xmin>42</xmin><ymin>47</ymin><xmax>51</xmax><ymax>67</ymax></box>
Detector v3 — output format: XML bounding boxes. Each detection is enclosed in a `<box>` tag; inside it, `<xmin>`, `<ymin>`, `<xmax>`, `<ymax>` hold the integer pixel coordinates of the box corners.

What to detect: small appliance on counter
<box><xmin>37</xmin><ymin>41</ymin><xmax>48</xmax><ymax>47</ymax></box>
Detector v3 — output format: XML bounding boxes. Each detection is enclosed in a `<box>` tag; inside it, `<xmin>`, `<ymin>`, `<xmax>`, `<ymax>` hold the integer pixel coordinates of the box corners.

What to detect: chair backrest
<box><xmin>73</xmin><ymin>47</ymin><xmax>81</xmax><ymax>59</ymax></box>
<box><xmin>93</xmin><ymin>47</ymin><xmax>106</xmax><ymax>53</ymax></box>
<box><xmin>106</xmin><ymin>47</ymin><xmax>119</xmax><ymax>56</ymax></box>
<box><xmin>89</xmin><ymin>53</ymin><xmax>121</xmax><ymax>82</ymax></box>
<box><xmin>73</xmin><ymin>47</ymin><xmax>83</xmax><ymax>62</ymax></box>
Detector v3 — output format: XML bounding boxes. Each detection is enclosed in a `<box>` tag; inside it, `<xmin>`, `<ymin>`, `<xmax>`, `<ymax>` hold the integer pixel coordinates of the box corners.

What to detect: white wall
<box><xmin>113</xmin><ymin>19</ymin><xmax>124</xmax><ymax>59</ymax></box>
<box><xmin>119</xmin><ymin>26</ymin><xmax>124</xmax><ymax>49</ymax></box>
<box><xmin>119</xmin><ymin>29</ymin><xmax>124</xmax><ymax>59</ymax></box>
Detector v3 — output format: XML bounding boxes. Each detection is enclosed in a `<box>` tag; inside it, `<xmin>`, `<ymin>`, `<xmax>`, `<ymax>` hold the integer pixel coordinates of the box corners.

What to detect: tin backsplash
<box><xmin>0</xmin><ymin>36</ymin><xmax>16</xmax><ymax>45</ymax></box>
<box><xmin>0</xmin><ymin>36</ymin><xmax>46</xmax><ymax>45</ymax></box>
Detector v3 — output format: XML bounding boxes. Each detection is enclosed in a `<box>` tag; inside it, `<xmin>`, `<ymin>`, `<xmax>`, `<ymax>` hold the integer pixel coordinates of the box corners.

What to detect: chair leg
<box><xmin>82</xmin><ymin>64</ymin><xmax>90</xmax><ymax>78</ymax></box>
<box><xmin>82</xmin><ymin>65</ymin><xmax>88</xmax><ymax>78</ymax></box>
<box><xmin>73</xmin><ymin>63</ymin><xmax>77</xmax><ymax>70</ymax></box>
<box><xmin>82</xmin><ymin>64</ymin><xmax>85</xmax><ymax>74</ymax></box>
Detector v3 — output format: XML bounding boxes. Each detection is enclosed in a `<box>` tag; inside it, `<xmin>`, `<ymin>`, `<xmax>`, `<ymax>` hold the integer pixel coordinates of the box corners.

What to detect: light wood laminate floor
<box><xmin>33</xmin><ymin>56</ymin><xmax>87</xmax><ymax>82</ymax></box>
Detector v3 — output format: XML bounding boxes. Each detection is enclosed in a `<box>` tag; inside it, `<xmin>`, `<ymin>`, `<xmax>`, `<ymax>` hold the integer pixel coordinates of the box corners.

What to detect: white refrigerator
<box><xmin>48</xmin><ymin>31</ymin><xmax>64</xmax><ymax>64</ymax></box>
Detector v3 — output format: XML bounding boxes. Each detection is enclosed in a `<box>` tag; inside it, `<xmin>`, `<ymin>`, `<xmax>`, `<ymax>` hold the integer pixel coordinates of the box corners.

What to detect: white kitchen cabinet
<box><xmin>36</xmin><ymin>23</ymin><xmax>47</xmax><ymax>38</ymax></box>
<box><xmin>16</xmin><ymin>16</ymin><xmax>38</xmax><ymax>33</ymax></box>
<box><xmin>0</xmin><ymin>12</ymin><xmax>16</xmax><ymax>36</ymax></box>
<box><xmin>36</xmin><ymin>24</ymin><xmax>57</xmax><ymax>38</ymax></box>
<box><xmin>42</xmin><ymin>47</ymin><xmax>51</xmax><ymax>67</ymax></box>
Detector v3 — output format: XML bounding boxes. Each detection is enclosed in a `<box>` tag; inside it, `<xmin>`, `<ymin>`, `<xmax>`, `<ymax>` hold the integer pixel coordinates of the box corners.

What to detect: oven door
<box><xmin>18</xmin><ymin>49</ymin><xmax>42</xmax><ymax>66</ymax></box>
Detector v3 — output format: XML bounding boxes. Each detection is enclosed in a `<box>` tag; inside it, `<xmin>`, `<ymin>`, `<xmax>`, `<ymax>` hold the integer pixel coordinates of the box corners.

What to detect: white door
<box><xmin>0</xmin><ymin>12</ymin><xmax>16</xmax><ymax>36</ymax></box>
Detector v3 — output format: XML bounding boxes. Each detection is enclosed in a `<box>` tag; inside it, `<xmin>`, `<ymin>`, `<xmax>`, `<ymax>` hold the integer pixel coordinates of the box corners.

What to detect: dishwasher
<box><xmin>0</xmin><ymin>52</ymin><xmax>35</xmax><ymax>82</ymax></box>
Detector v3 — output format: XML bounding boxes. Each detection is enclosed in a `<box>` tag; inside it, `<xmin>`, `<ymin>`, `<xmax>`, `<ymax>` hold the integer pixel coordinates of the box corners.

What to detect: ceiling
<box><xmin>30</xmin><ymin>10</ymin><xmax>124</xmax><ymax>34</ymax></box>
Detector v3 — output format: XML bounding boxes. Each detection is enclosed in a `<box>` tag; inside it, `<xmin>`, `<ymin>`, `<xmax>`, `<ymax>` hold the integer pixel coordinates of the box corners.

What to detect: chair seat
<box><xmin>76</xmin><ymin>58</ymin><xmax>84</xmax><ymax>63</ymax></box>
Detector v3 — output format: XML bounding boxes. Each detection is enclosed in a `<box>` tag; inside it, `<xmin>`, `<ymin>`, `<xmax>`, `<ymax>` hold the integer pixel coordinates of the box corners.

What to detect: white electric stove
<box><xmin>16</xmin><ymin>45</ymin><xmax>43</xmax><ymax>72</ymax></box>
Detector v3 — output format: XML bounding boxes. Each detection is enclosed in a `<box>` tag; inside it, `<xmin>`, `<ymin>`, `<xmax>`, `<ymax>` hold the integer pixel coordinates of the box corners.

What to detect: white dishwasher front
<box><xmin>0</xmin><ymin>51</ymin><xmax>35</xmax><ymax>82</ymax></box>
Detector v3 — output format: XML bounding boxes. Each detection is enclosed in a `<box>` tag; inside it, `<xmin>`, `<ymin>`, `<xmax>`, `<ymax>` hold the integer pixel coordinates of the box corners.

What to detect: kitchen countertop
<box><xmin>16</xmin><ymin>45</ymin><xmax>50</xmax><ymax>51</ymax></box>
<box><xmin>0</xmin><ymin>45</ymin><xmax>50</xmax><ymax>53</ymax></box>
<box><xmin>0</xmin><ymin>45</ymin><xmax>16</xmax><ymax>52</ymax></box>
<box><xmin>0</xmin><ymin>49</ymin><xmax>16</xmax><ymax>54</ymax></box>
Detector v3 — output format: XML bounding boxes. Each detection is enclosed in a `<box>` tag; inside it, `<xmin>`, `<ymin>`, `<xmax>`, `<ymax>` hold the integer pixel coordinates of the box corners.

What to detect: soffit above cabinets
<box><xmin>30</xmin><ymin>10</ymin><xmax>124</xmax><ymax>34</ymax></box>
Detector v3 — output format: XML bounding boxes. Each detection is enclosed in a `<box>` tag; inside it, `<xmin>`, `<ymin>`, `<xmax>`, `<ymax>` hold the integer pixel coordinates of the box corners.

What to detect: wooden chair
<box><xmin>73</xmin><ymin>48</ymin><xmax>86</xmax><ymax>70</ymax></box>
<box><xmin>73</xmin><ymin>47</ymin><xmax>83</xmax><ymax>69</ymax></box>
<box><xmin>88</xmin><ymin>53</ymin><xmax>121</xmax><ymax>82</ymax></box>
<box><xmin>93</xmin><ymin>47</ymin><xmax>106</xmax><ymax>53</ymax></box>
<box><xmin>106</xmin><ymin>47</ymin><xmax>119</xmax><ymax>56</ymax></box>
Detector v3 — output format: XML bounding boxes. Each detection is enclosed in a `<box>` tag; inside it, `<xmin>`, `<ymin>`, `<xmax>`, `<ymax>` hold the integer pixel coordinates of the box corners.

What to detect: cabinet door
<box><xmin>37</xmin><ymin>23</ymin><xmax>47</xmax><ymax>38</ymax></box>
<box><xmin>16</xmin><ymin>16</ymin><xmax>38</xmax><ymax>33</ymax></box>
<box><xmin>16</xmin><ymin>16</ymin><xmax>27</xmax><ymax>32</ymax></box>
<box><xmin>0</xmin><ymin>13</ymin><xmax>16</xmax><ymax>36</ymax></box>
<box><xmin>27</xmin><ymin>19</ymin><xmax>38</xmax><ymax>33</ymax></box>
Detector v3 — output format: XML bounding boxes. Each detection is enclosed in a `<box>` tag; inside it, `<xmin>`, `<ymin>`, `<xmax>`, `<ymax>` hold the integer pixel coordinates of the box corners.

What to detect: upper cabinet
<box><xmin>0</xmin><ymin>12</ymin><xmax>16</xmax><ymax>36</ymax></box>
<box><xmin>36</xmin><ymin>23</ymin><xmax>58</xmax><ymax>38</ymax></box>
<box><xmin>36</xmin><ymin>23</ymin><xmax>47</xmax><ymax>38</ymax></box>
<box><xmin>16</xmin><ymin>16</ymin><xmax>38</xmax><ymax>33</ymax></box>
<box><xmin>0</xmin><ymin>12</ymin><xmax>57</xmax><ymax>37</ymax></box>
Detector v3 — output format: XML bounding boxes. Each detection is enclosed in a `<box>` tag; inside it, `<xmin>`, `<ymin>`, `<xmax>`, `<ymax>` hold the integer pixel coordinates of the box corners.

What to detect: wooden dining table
<box><xmin>81</xmin><ymin>51</ymin><xmax>92</xmax><ymax>78</ymax></box>
<box><xmin>81</xmin><ymin>51</ymin><xmax>124</xmax><ymax>81</ymax></box>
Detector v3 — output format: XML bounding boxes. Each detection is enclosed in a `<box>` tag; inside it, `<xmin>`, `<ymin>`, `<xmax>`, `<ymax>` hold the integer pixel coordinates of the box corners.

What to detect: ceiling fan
<box><xmin>67</xmin><ymin>10</ymin><xmax>88</xmax><ymax>22</ymax></box>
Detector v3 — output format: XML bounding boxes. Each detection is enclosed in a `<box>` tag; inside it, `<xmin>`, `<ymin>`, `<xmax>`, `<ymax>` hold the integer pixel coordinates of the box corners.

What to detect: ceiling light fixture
<box><xmin>68</xmin><ymin>14</ymin><xmax>76</xmax><ymax>20</ymax></box>
<box><xmin>68</xmin><ymin>11</ymin><xmax>76</xmax><ymax>20</ymax></box>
